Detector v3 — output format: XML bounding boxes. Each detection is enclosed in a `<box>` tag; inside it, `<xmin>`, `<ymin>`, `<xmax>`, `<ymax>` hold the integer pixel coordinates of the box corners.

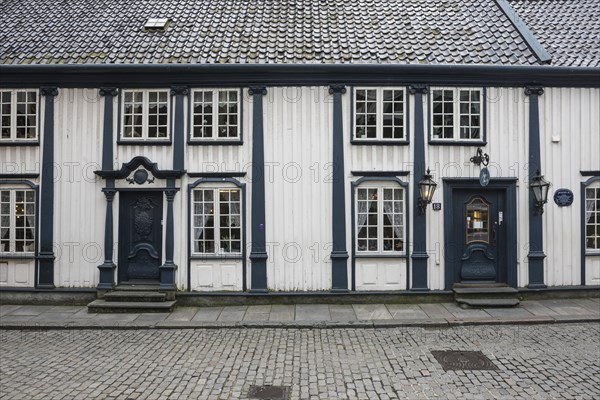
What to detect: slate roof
<box><xmin>0</xmin><ymin>0</ymin><xmax>596</xmax><ymax>67</ymax></box>
<box><xmin>508</xmin><ymin>0</ymin><xmax>600</xmax><ymax>68</ymax></box>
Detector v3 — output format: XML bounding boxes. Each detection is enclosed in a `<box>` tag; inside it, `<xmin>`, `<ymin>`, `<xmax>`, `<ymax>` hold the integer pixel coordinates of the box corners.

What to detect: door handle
<box><xmin>492</xmin><ymin>222</ymin><xmax>498</xmax><ymax>246</ymax></box>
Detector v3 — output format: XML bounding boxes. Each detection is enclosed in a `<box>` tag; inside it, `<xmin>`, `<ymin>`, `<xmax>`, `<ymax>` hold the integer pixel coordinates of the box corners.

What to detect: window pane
<box><xmin>466</xmin><ymin>197</ymin><xmax>490</xmax><ymax>244</ymax></box>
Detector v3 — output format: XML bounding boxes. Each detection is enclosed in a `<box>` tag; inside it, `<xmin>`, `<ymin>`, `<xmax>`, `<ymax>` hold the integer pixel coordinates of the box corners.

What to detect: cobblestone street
<box><xmin>1</xmin><ymin>323</ymin><xmax>599</xmax><ymax>399</ymax></box>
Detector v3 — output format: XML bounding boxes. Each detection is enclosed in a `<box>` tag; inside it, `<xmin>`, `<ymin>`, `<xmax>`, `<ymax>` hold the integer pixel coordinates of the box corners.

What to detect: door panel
<box><xmin>118</xmin><ymin>192</ymin><xmax>163</xmax><ymax>283</ymax></box>
<box><xmin>452</xmin><ymin>190</ymin><xmax>505</xmax><ymax>284</ymax></box>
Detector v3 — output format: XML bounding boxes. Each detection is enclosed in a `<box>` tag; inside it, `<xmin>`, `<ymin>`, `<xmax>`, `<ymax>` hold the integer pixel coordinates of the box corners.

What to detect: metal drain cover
<box><xmin>431</xmin><ymin>350</ymin><xmax>498</xmax><ymax>371</ymax></box>
<box><xmin>248</xmin><ymin>385</ymin><xmax>290</xmax><ymax>400</ymax></box>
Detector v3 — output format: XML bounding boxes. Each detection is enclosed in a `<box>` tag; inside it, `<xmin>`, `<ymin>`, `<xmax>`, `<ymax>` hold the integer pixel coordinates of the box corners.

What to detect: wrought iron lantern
<box><xmin>530</xmin><ymin>169</ymin><xmax>551</xmax><ymax>215</ymax></box>
<box><xmin>418</xmin><ymin>169</ymin><xmax>437</xmax><ymax>215</ymax></box>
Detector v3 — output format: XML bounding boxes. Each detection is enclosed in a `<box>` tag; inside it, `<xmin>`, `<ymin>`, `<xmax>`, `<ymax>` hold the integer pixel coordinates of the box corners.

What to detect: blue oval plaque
<box><xmin>553</xmin><ymin>188</ymin><xmax>574</xmax><ymax>207</ymax></box>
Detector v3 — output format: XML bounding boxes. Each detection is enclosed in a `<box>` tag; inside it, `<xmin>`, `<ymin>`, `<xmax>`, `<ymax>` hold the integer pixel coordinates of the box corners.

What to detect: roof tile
<box><xmin>0</xmin><ymin>0</ymin><xmax>595</xmax><ymax>66</ymax></box>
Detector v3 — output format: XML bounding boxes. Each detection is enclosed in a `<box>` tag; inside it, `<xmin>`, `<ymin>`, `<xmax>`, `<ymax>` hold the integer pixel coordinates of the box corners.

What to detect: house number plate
<box><xmin>432</xmin><ymin>203</ymin><xmax>442</xmax><ymax>211</ymax></box>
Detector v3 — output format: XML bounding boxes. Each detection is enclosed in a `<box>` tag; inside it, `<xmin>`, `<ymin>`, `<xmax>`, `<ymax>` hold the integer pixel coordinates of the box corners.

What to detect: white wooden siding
<box><xmin>0</xmin><ymin>146</ymin><xmax>41</xmax><ymax>175</ymax></box>
<box><xmin>263</xmin><ymin>87</ymin><xmax>333</xmax><ymax>291</ymax></box>
<box><xmin>426</xmin><ymin>88</ymin><xmax>530</xmax><ymax>289</ymax></box>
<box><xmin>53</xmin><ymin>89</ymin><xmax>105</xmax><ymax>287</ymax></box>
<box><xmin>540</xmin><ymin>88</ymin><xmax>600</xmax><ymax>286</ymax></box>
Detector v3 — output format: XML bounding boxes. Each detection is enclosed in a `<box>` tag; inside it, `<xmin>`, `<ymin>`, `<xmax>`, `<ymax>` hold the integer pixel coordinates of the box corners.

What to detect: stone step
<box><xmin>453</xmin><ymin>283</ymin><xmax>511</xmax><ymax>288</ymax></box>
<box><xmin>113</xmin><ymin>284</ymin><xmax>160</xmax><ymax>292</ymax></box>
<box><xmin>103</xmin><ymin>291</ymin><xmax>166</xmax><ymax>302</ymax></box>
<box><xmin>453</xmin><ymin>286</ymin><xmax>518</xmax><ymax>295</ymax></box>
<box><xmin>455</xmin><ymin>298</ymin><xmax>520</xmax><ymax>308</ymax></box>
<box><xmin>87</xmin><ymin>300</ymin><xmax>177</xmax><ymax>313</ymax></box>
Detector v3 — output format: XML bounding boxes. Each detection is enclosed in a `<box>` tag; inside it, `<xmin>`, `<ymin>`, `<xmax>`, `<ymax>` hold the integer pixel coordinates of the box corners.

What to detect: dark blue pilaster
<box><xmin>409</xmin><ymin>85</ymin><xmax>429</xmax><ymax>291</ymax></box>
<box><xmin>97</xmin><ymin>88</ymin><xmax>118</xmax><ymax>291</ymax></box>
<box><xmin>248</xmin><ymin>86</ymin><xmax>268</xmax><ymax>292</ymax></box>
<box><xmin>329</xmin><ymin>84</ymin><xmax>349</xmax><ymax>292</ymax></box>
<box><xmin>170</xmin><ymin>86</ymin><xmax>188</xmax><ymax>170</ymax></box>
<box><xmin>525</xmin><ymin>86</ymin><xmax>547</xmax><ymax>288</ymax></box>
<box><xmin>160</xmin><ymin>180</ymin><xmax>178</xmax><ymax>292</ymax></box>
<box><xmin>37</xmin><ymin>86</ymin><xmax>58</xmax><ymax>289</ymax></box>
<box><xmin>98</xmin><ymin>183</ymin><xmax>116</xmax><ymax>290</ymax></box>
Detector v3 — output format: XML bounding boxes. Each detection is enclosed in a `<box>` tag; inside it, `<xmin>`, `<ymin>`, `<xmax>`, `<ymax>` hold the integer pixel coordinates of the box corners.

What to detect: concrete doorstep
<box><xmin>0</xmin><ymin>298</ymin><xmax>598</xmax><ymax>330</ymax></box>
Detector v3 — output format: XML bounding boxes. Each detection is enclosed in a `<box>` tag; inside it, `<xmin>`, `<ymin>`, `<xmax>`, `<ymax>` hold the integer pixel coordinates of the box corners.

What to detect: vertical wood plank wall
<box><xmin>540</xmin><ymin>88</ymin><xmax>600</xmax><ymax>286</ymax></box>
<box><xmin>1</xmin><ymin>86</ymin><xmax>598</xmax><ymax>290</ymax></box>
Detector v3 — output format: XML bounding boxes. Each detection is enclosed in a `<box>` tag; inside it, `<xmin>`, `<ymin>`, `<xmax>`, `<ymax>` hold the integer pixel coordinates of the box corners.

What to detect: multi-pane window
<box><xmin>354</xmin><ymin>88</ymin><xmax>405</xmax><ymax>140</ymax></box>
<box><xmin>192</xmin><ymin>89</ymin><xmax>240</xmax><ymax>140</ymax></box>
<box><xmin>0</xmin><ymin>189</ymin><xmax>35</xmax><ymax>253</ymax></box>
<box><xmin>121</xmin><ymin>90</ymin><xmax>169</xmax><ymax>140</ymax></box>
<box><xmin>192</xmin><ymin>188</ymin><xmax>242</xmax><ymax>254</ymax></box>
<box><xmin>0</xmin><ymin>90</ymin><xmax>38</xmax><ymax>142</ymax></box>
<box><xmin>356</xmin><ymin>186</ymin><xmax>405</xmax><ymax>254</ymax></box>
<box><xmin>431</xmin><ymin>88</ymin><xmax>482</xmax><ymax>140</ymax></box>
<box><xmin>585</xmin><ymin>184</ymin><xmax>600</xmax><ymax>251</ymax></box>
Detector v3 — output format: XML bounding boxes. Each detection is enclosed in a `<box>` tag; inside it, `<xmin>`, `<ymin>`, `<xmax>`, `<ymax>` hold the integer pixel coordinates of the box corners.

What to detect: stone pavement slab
<box><xmin>353</xmin><ymin>304</ymin><xmax>393</xmax><ymax>320</ymax></box>
<box><xmin>165</xmin><ymin>306</ymin><xmax>197</xmax><ymax>321</ymax></box>
<box><xmin>269</xmin><ymin>305</ymin><xmax>295</xmax><ymax>321</ymax></box>
<box><xmin>329</xmin><ymin>305</ymin><xmax>357</xmax><ymax>321</ymax></box>
<box><xmin>295</xmin><ymin>304</ymin><xmax>330</xmax><ymax>321</ymax></box>
<box><xmin>386</xmin><ymin>304</ymin><xmax>429</xmax><ymax>319</ymax></box>
<box><xmin>420</xmin><ymin>303</ymin><xmax>456</xmax><ymax>319</ymax></box>
<box><xmin>191</xmin><ymin>306</ymin><xmax>222</xmax><ymax>321</ymax></box>
<box><xmin>483</xmin><ymin>307</ymin><xmax>535</xmax><ymax>318</ymax></box>
<box><xmin>217</xmin><ymin>306</ymin><xmax>247</xmax><ymax>322</ymax></box>
<box><xmin>0</xmin><ymin>305</ymin><xmax>22</xmax><ymax>316</ymax></box>
<box><xmin>8</xmin><ymin>305</ymin><xmax>52</xmax><ymax>316</ymax></box>
<box><xmin>519</xmin><ymin>300</ymin><xmax>561</xmax><ymax>316</ymax></box>
<box><xmin>569</xmin><ymin>298</ymin><xmax>600</xmax><ymax>314</ymax></box>
<box><xmin>441</xmin><ymin>303</ymin><xmax>491</xmax><ymax>319</ymax></box>
<box><xmin>243</xmin><ymin>305</ymin><xmax>271</xmax><ymax>321</ymax></box>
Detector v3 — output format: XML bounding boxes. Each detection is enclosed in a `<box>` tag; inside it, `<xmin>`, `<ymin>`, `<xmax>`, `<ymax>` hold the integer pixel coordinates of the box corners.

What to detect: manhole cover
<box><xmin>431</xmin><ymin>350</ymin><xmax>498</xmax><ymax>371</ymax></box>
<box><xmin>248</xmin><ymin>385</ymin><xmax>290</xmax><ymax>400</ymax></box>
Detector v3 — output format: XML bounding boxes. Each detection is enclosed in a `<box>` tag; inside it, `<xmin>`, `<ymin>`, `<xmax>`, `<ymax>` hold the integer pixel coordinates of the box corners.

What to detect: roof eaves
<box><xmin>493</xmin><ymin>0</ymin><xmax>552</xmax><ymax>64</ymax></box>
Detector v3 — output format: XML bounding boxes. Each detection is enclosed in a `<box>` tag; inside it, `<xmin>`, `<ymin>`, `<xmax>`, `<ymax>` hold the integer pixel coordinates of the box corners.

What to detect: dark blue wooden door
<box><xmin>118</xmin><ymin>192</ymin><xmax>163</xmax><ymax>283</ymax></box>
<box><xmin>452</xmin><ymin>190</ymin><xmax>505</xmax><ymax>283</ymax></box>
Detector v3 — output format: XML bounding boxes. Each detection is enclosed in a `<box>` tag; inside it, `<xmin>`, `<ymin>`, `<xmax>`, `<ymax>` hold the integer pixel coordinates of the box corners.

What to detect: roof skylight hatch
<box><xmin>144</xmin><ymin>18</ymin><xmax>171</xmax><ymax>32</ymax></box>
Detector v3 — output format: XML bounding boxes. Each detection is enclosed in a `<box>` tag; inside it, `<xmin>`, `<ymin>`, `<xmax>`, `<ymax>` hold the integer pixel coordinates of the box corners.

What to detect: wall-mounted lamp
<box><xmin>418</xmin><ymin>169</ymin><xmax>437</xmax><ymax>215</ymax></box>
<box><xmin>470</xmin><ymin>147</ymin><xmax>489</xmax><ymax>166</ymax></box>
<box><xmin>530</xmin><ymin>169</ymin><xmax>551</xmax><ymax>215</ymax></box>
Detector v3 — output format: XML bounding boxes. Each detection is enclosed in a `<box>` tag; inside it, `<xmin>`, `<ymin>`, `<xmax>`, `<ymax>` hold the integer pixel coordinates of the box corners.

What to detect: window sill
<box><xmin>584</xmin><ymin>251</ymin><xmax>600</xmax><ymax>257</ymax></box>
<box><xmin>0</xmin><ymin>141</ymin><xmax>40</xmax><ymax>147</ymax></box>
<box><xmin>354</xmin><ymin>253</ymin><xmax>408</xmax><ymax>259</ymax></box>
<box><xmin>117</xmin><ymin>140</ymin><xmax>172</xmax><ymax>146</ymax></box>
<box><xmin>351</xmin><ymin>139</ymin><xmax>409</xmax><ymax>146</ymax></box>
<box><xmin>0</xmin><ymin>253</ymin><xmax>36</xmax><ymax>260</ymax></box>
<box><xmin>428</xmin><ymin>140</ymin><xmax>487</xmax><ymax>147</ymax></box>
<box><xmin>190</xmin><ymin>254</ymin><xmax>244</xmax><ymax>260</ymax></box>
<box><xmin>187</xmin><ymin>139</ymin><xmax>243</xmax><ymax>146</ymax></box>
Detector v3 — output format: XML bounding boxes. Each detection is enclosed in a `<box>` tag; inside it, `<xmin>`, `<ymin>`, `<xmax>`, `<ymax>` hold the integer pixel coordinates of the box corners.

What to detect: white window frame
<box><xmin>120</xmin><ymin>89</ymin><xmax>170</xmax><ymax>141</ymax></box>
<box><xmin>190</xmin><ymin>89</ymin><xmax>241</xmax><ymax>141</ymax></box>
<box><xmin>585</xmin><ymin>182</ymin><xmax>600</xmax><ymax>253</ymax></box>
<box><xmin>353</xmin><ymin>87</ymin><xmax>407</xmax><ymax>141</ymax></box>
<box><xmin>0</xmin><ymin>188</ymin><xmax>36</xmax><ymax>254</ymax></box>
<box><xmin>430</xmin><ymin>87</ymin><xmax>483</xmax><ymax>142</ymax></box>
<box><xmin>191</xmin><ymin>185</ymin><xmax>243</xmax><ymax>255</ymax></box>
<box><xmin>355</xmin><ymin>183</ymin><xmax>406</xmax><ymax>256</ymax></box>
<box><xmin>0</xmin><ymin>89</ymin><xmax>39</xmax><ymax>143</ymax></box>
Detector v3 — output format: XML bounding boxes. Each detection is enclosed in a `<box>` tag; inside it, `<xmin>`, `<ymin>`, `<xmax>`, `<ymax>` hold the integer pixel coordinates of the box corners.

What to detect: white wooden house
<box><xmin>0</xmin><ymin>0</ymin><xmax>598</xmax><ymax>305</ymax></box>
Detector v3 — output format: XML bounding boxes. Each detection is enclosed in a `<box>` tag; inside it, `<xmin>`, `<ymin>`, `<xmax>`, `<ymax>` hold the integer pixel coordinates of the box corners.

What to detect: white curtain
<box><xmin>195</xmin><ymin>202</ymin><xmax>214</xmax><ymax>243</ymax></box>
<box><xmin>586</xmin><ymin>198</ymin><xmax>595</xmax><ymax>223</ymax></box>
<box><xmin>357</xmin><ymin>200</ymin><xmax>368</xmax><ymax>232</ymax></box>
<box><xmin>383</xmin><ymin>202</ymin><xmax>403</xmax><ymax>240</ymax></box>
